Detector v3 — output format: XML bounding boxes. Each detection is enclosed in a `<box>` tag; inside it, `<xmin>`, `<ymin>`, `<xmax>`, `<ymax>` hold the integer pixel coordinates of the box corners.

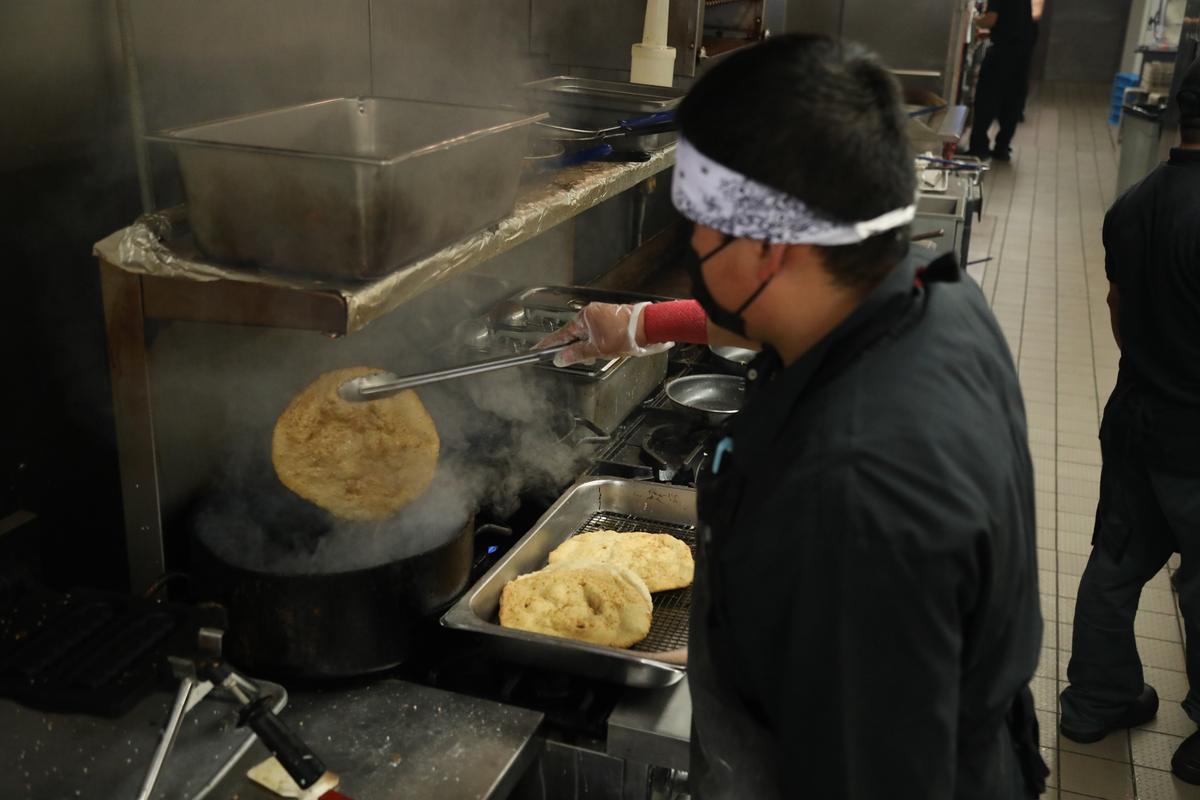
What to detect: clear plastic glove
<box><xmin>535</xmin><ymin>301</ymin><xmax>673</xmax><ymax>367</ymax></box>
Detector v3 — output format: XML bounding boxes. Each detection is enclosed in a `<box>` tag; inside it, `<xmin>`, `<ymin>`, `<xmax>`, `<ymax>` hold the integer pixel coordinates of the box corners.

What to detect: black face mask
<box><xmin>682</xmin><ymin>232</ymin><xmax>776</xmax><ymax>338</ymax></box>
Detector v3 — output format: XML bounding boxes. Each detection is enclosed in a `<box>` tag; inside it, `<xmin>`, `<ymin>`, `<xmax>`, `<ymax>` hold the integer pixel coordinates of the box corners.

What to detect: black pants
<box><xmin>1018</xmin><ymin>22</ymin><xmax>1040</xmax><ymax>117</ymax></box>
<box><xmin>1060</xmin><ymin>387</ymin><xmax>1200</xmax><ymax>729</ymax></box>
<box><xmin>970</xmin><ymin>43</ymin><xmax>1031</xmax><ymax>155</ymax></box>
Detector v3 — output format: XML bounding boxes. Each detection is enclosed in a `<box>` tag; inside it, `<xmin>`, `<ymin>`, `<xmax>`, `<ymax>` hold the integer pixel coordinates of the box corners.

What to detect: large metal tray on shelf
<box><xmin>524</xmin><ymin>76</ymin><xmax>683</xmax><ymax>152</ymax></box>
<box><xmin>147</xmin><ymin>97</ymin><xmax>546</xmax><ymax>280</ymax></box>
<box><xmin>442</xmin><ymin>477</ymin><xmax>696</xmax><ymax>688</ymax></box>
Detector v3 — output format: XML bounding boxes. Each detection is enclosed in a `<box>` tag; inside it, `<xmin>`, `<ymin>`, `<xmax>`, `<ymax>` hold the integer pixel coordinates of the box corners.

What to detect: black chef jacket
<box><xmin>689</xmin><ymin>251</ymin><xmax>1042</xmax><ymax>800</ymax></box>
<box><xmin>987</xmin><ymin>0</ymin><xmax>1035</xmax><ymax>49</ymax></box>
<box><xmin>1103</xmin><ymin>147</ymin><xmax>1200</xmax><ymax>409</ymax></box>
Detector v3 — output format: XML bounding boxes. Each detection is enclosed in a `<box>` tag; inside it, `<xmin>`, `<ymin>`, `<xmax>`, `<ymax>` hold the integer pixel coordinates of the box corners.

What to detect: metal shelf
<box><xmin>94</xmin><ymin>147</ymin><xmax>676</xmax><ymax>336</ymax></box>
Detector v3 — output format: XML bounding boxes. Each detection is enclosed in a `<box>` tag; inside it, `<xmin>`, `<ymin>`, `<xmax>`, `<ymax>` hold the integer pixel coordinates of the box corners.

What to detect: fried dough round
<box><xmin>499</xmin><ymin>560</ymin><xmax>653</xmax><ymax>648</ymax></box>
<box><xmin>272</xmin><ymin>367</ymin><xmax>440</xmax><ymax>521</ymax></box>
<box><xmin>548</xmin><ymin>530</ymin><xmax>694</xmax><ymax>592</ymax></box>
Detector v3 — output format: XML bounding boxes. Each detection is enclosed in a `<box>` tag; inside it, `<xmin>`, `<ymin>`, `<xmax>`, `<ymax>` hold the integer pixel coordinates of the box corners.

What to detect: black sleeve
<box><xmin>716</xmin><ymin>451</ymin><xmax>977</xmax><ymax>800</ymax></box>
<box><xmin>986</xmin><ymin>0</ymin><xmax>1012</xmax><ymax>18</ymax></box>
<box><xmin>1102</xmin><ymin>206</ymin><xmax>1120</xmax><ymax>284</ymax></box>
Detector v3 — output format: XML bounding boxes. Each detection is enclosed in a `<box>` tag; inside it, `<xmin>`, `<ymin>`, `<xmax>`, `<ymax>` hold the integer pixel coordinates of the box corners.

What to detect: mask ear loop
<box><xmin>732</xmin><ymin>240</ymin><xmax>779</xmax><ymax>314</ymax></box>
<box><xmin>699</xmin><ymin>234</ymin><xmax>736</xmax><ymax>261</ymax></box>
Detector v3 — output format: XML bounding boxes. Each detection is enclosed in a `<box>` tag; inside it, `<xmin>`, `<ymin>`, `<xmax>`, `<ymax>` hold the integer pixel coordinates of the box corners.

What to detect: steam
<box><xmin>195</xmin><ymin>357</ymin><xmax>589</xmax><ymax>575</ymax></box>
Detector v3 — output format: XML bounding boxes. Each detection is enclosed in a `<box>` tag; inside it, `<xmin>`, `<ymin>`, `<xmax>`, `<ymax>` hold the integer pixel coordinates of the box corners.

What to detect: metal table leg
<box><xmin>99</xmin><ymin>259</ymin><xmax>165</xmax><ymax>594</ymax></box>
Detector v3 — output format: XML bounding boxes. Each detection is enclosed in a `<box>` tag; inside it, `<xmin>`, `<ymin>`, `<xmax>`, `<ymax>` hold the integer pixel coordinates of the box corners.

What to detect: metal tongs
<box><xmin>338</xmin><ymin>342</ymin><xmax>575</xmax><ymax>403</ymax></box>
<box><xmin>915</xmin><ymin>154</ymin><xmax>991</xmax><ymax>172</ymax></box>
<box><xmin>537</xmin><ymin>110</ymin><xmax>677</xmax><ymax>142</ymax></box>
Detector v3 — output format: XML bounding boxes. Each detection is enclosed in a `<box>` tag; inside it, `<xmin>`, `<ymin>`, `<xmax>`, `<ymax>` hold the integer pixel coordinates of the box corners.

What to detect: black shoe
<box><xmin>1060</xmin><ymin>684</ymin><xmax>1159</xmax><ymax>743</ymax></box>
<box><xmin>957</xmin><ymin>148</ymin><xmax>992</xmax><ymax>161</ymax></box>
<box><xmin>991</xmin><ymin>149</ymin><xmax>1012</xmax><ymax>162</ymax></box>
<box><xmin>1172</xmin><ymin>729</ymin><xmax>1200</xmax><ymax>784</ymax></box>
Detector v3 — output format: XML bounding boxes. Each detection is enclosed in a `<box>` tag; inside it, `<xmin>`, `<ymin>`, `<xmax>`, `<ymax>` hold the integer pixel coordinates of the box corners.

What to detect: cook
<box><xmin>539</xmin><ymin>34</ymin><xmax>1045</xmax><ymax>799</ymax></box>
<box><xmin>1058</xmin><ymin>57</ymin><xmax>1200</xmax><ymax>782</ymax></box>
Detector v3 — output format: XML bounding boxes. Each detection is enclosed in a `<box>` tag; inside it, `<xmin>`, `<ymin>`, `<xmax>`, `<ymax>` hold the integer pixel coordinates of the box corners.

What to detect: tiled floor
<box><xmin>966</xmin><ymin>83</ymin><xmax>1196</xmax><ymax>799</ymax></box>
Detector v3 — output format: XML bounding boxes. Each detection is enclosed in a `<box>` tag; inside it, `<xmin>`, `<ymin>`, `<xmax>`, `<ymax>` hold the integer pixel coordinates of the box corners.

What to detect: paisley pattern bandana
<box><xmin>671</xmin><ymin>136</ymin><xmax>916</xmax><ymax>246</ymax></box>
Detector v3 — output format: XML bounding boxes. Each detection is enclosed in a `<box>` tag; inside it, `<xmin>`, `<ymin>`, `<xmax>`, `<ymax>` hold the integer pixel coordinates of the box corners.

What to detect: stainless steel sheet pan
<box><xmin>441</xmin><ymin>477</ymin><xmax>696</xmax><ymax>687</ymax></box>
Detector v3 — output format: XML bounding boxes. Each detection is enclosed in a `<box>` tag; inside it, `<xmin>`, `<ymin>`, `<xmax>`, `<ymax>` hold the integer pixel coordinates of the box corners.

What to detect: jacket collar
<box><xmin>730</xmin><ymin>254</ymin><xmax>923</xmax><ymax>460</ymax></box>
<box><xmin>1168</xmin><ymin>147</ymin><xmax>1200</xmax><ymax>166</ymax></box>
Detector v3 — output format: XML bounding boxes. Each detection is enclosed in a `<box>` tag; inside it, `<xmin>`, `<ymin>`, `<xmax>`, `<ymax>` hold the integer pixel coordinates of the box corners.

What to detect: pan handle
<box><xmin>617</xmin><ymin>111</ymin><xmax>677</xmax><ymax>136</ymax></box>
<box><xmin>573</xmin><ymin>414</ymin><xmax>611</xmax><ymax>445</ymax></box>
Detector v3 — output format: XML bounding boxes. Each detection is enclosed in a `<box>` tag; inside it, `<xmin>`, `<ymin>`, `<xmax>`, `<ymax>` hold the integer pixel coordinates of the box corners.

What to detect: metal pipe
<box><xmin>115</xmin><ymin>0</ymin><xmax>157</xmax><ymax>213</ymax></box>
<box><xmin>137</xmin><ymin>677</ymin><xmax>196</xmax><ymax>800</ymax></box>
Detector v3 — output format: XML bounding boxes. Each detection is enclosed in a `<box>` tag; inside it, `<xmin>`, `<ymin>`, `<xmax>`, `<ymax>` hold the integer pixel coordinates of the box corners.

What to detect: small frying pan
<box><xmin>666</xmin><ymin>374</ymin><xmax>745</xmax><ymax>425</ymax></box>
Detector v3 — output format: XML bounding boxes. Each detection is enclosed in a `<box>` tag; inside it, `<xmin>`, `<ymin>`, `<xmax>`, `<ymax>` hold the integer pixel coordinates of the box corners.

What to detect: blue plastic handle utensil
<box><xmin>617</xmin><ymin>110</ymin><xmax>677</xmax><ymax>131</ymax></box>
<box><xmin>907</xmin><ymin>104</ymin><xmax>947</xmax><ymax>118</ymax></box>
<box><xmin>558</xmin><ymin>143</ymin><xmax>615</xmax><ymax>167</ymax></box>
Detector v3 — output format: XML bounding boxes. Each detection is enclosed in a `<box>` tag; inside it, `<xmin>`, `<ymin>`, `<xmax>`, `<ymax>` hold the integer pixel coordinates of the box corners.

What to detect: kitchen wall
<box><xmin>1042</xmin><ymin>0</ymin><xmax>1130</xmax><ymax>82</ymax></box>
<box><xmin>1</xmin><ymin>0</ymin><xmax>139</xmax><ymax>589</ymax></box>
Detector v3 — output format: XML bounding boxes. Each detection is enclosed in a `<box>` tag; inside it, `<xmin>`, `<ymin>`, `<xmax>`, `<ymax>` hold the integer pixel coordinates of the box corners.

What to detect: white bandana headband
<box><xmin>671</xmin><ymin>137</ymin><xmax>916</xmax><ymax>246</ymax></box>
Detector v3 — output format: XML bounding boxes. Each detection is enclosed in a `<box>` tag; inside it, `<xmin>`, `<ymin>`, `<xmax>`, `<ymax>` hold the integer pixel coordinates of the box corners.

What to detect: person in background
<box><xmin>963</xmin><ymin>0</ymin><xmax>1036</xmax><ymax>160</ymax></box>
<box><xmin>540</xmin><ymin>34</ymin><xmax>1047</xmax><ymax>800</ymax></box>
<box><xmin>1059</xmin><ymin>58</ymin><xmax>1200</xmax><ymax>784</ymax></box>
<box><xmin>1018</xmin><ymin>0</ymin><xmax>1045</xmax><ymax>123</ymax></box>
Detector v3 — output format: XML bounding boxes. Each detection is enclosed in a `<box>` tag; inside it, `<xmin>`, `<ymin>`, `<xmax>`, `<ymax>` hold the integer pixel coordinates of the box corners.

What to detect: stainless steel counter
<box><xmin>208</xmin><ymin>680</ymin><xmax>544</xmax><ymax>800</ymax></box>
<box><xmin>607</xmin><ymin>678</ymin><xmax>692</xmax><ymax>772</ymax></box>
<box><xmin>0</xmin><ymin>679</ymin><xmax>544</xmax><ymax>800</ymax></box>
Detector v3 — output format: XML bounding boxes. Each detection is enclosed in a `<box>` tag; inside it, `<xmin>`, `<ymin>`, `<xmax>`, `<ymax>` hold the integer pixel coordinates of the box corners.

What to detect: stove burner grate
<box><xmin>574</xmin><ymin>511</ymin><xmax>694</xmax><ymax>652</ymax></box>
<box><xmin>641</xmin><ymin>422</ymin><xmax>707</xmax><ymax>472</ymax></box>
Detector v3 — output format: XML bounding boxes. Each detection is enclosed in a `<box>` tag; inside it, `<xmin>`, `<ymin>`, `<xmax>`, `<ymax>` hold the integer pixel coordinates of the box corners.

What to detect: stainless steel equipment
<box><xmin>705</xmin><ymin>345</ymin><xmax>753</xmax><ymax>376</ymax></box>
<box><xmin>912</xmin><ymin>174</ymin><xmax>981</xmax><ymax>267</ymax></box>
<box><xmin>708</xmin><ymin>346</ymin><xmax>755</xmax><ymax>365</ymax></box>
<box><xmin>470</xmin><ymin>285</ymin><xmax>672</xmax><ymax>433</ymax></box>
<box><xmin>1117</xmin><ymin>100</ymin><xmax>1167</xmax><ymax>195</ymax></box>
<box><xmin>665</xmin><ymin>374</ymin><xmax>745</xmax><ymax>424</ymax></box>
<box><xmin>524</xmin><ymin>77</ymin><xmax>684</xmax><ymax>152</ymax></box>
<box><xmin>148</xmin><ymin>97</ymin><xmax>546</xmax><ymax>279</ymax></box>
<box><xmin>552</xmin><ymin>353</ymin><xmax>670</xmax><ymax>434</ymax></box>
<box><xmin>806</xmin><ymin>0</ymin><xmax>974</xmax><ymax>102</ymax></box>
<box><xmin>442</xmin><ymin>477</ymin><xmax>696</xmax><ymax>688</ymax></box>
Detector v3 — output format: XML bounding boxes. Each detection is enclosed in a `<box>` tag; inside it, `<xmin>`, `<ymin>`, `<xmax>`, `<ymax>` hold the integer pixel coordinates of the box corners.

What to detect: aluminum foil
<box><xmin>92</xmin><ymin>147</ymin><xmax>676</xmax><ymax>333</ymax></box>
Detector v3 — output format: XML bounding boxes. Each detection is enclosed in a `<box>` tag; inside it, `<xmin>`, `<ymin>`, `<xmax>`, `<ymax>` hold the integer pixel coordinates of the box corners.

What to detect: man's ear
<box><xmin>757</xmin><ymin>242</ymin><xmax>791</xmax><ymax>281</ymax></box>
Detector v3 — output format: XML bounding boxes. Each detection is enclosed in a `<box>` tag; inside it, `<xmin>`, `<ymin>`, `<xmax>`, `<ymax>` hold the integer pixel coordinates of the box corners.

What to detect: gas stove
<box><xmin>589</xmin><ymin>405</ymin><xmax>710</xmax><ymax>484</ymax></box>
<box><xmin>587</xmin><ymin>345</ymin><xmax>722</xmax><ymax>486</ymax></box>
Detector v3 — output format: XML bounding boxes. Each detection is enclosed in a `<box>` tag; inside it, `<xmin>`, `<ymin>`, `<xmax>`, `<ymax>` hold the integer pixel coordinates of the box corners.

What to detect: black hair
<box><xmin>677</xmin><ymin>34</ymin><xmax>915</xmax><ymax>288</ymax></box>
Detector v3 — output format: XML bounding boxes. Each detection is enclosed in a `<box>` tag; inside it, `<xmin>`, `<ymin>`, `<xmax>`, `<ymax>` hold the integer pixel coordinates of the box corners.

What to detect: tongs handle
<box><xmin>617</xmin><ymin>110</ymin><xmax>677</xmax><ymax>134</ymax></box>
<box><xmin>339</xmin><ymin>343</ymin><xmax>572</xmax><ymax>402</ymax></box>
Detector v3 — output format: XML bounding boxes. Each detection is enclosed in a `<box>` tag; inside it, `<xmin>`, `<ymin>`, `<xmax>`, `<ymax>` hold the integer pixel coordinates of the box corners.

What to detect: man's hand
<box><xmin>536</xmin><ymin>302</ymin><xmax>670</xmax><ymax>367</ymax></box>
